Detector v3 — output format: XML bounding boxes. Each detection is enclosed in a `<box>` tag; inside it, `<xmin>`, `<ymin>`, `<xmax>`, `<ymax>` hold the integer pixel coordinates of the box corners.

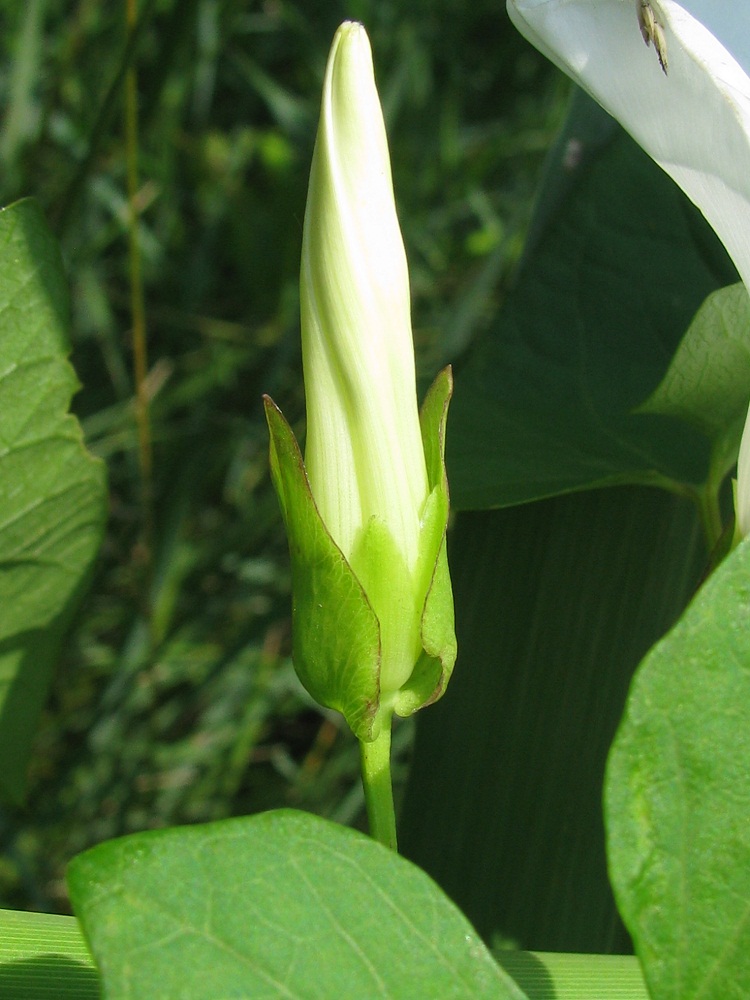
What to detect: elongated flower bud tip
<box><xmin>301</xmin><ymin>19</ymin><xmax>427</xmax><ymax>571</ymax></box>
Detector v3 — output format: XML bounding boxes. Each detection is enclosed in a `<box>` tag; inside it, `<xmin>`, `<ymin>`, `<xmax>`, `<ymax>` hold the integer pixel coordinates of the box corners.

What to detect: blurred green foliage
<box><xmin>0</xmin><ymin>0</ymin><xmax>563</xmax><ymax>912</ymax></box>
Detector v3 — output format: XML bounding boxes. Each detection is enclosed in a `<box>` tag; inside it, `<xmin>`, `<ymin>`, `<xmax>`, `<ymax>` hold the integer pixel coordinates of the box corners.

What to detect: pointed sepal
<box><xmin>395</xmin><ymin>366</ymin><xmax>457</xmax><ymax>717</ymax></box>
<box><xmin>264</xmin><ymin>396</ymin><xmax>383</xmax><ymax>741</ymax></box>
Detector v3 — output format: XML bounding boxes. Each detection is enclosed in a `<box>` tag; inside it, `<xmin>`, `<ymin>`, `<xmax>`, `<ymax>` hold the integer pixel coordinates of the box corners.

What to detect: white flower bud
<box><xmin>266</xmin><ymin>22</ymin><xmax>456</xmax><ymax>733</ymax></box>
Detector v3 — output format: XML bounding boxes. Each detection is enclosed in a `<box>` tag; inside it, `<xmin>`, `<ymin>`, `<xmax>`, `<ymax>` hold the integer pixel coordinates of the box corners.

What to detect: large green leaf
<box><xmin>605</xmin><ymin>534</ymin><xmax>750</xmax><ymax>1000</ymax></box>
<box><xmin>0</xmin><ymin>197</ymin><xmax>107</xmax><ymax>804</ymax></box>
<box><xmin>400</xmin><ymin>486</ymin><xmax>704</xmax><ymax>952</ymax></box>
<box><xmin>68</xmin><ymin>809</ymin><xmax>526</xmax><ymax>999</ymax></box>
<box><xmin>448</xmin><ymin>91</ymin><xmax>737</xmax><ymax>510</ymax></box>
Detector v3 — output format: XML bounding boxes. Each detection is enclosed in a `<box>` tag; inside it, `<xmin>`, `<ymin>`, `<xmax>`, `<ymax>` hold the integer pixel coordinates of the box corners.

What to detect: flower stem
<box><xmin>359</xmin><ymin>724</ymin><xmax>397</xmax><ymax>851</ymax></box>
<box><xmin>696</xmin><ymin>481</ymin><xmax>724</xmax><ymax>555</ymax></box>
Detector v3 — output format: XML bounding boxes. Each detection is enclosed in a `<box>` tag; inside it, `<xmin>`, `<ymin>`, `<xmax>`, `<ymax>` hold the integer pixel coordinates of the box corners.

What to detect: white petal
<box><xmin>675</xmin><ymin>1</ymin><xmax>750</xmax><ymax>72</ymax></box>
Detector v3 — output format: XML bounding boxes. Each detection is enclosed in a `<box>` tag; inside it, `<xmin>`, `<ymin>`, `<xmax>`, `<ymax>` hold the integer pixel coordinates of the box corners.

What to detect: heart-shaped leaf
<box><xmin>68</xmin><ymin>809</ymin><xmax>526</xmax><ymax>999</ymax></box>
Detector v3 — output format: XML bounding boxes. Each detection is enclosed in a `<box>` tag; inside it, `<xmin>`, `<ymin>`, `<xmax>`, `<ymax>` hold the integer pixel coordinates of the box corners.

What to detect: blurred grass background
<box><xmin>0</xmin><ymin>0</ymin><xmax>565</xmax><ymax>913</ymax></box>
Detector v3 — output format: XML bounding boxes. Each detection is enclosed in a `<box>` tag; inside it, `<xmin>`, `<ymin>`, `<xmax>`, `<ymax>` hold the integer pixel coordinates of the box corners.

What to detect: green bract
<box><xmin>264</xmin><ymin>22</ymin><xmax>456</xmax><ymax>741</ymax></box>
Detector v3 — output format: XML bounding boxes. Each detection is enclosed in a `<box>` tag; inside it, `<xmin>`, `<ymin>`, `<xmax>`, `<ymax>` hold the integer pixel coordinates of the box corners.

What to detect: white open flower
<box><xmin>506</xmin><ymin>0</ymin><xmax>750</xmax><ymax>534</ymax></box>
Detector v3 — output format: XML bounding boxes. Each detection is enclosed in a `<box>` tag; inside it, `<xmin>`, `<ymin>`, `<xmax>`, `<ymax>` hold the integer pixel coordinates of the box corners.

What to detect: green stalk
<box><xmin>359</xmin><ymin>723</ymin><xmax>397</xmax><ymax>851</ymax></box>
<box><xmin>124</xmin><ymin>0</ymin><xmax>154</xmax><ymax>578</ymax></box>
<box><xmin>695</xmin><ymin>481</ymin><xmax>724</xmax><ymax>556</ymax></box>
<box><xmin>0</xmin><ymin>907</ymin><xmax>651</xmax><ymax>997</ymax></box>
<box><xmin>55</xmin><ymin>0</ymin><xmax>158</xmax><ymax>235</ymax></box>
<box><xmin>497</xmin><ymin>949</ymin><xmax>649</xmax><ymax>999</ymax></box>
